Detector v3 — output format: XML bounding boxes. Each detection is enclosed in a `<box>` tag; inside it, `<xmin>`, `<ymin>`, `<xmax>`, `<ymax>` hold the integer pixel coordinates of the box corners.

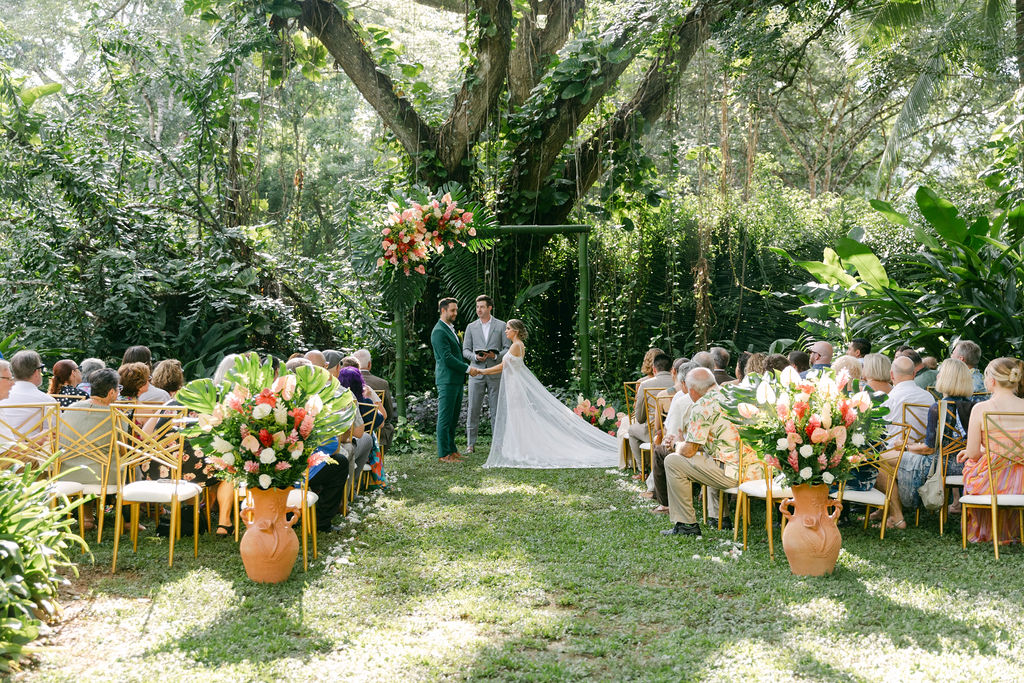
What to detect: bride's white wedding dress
<box><xmin>483</xmin><ymin>351</ymin><xmax>619</xmax><ymax>469</ymax></box>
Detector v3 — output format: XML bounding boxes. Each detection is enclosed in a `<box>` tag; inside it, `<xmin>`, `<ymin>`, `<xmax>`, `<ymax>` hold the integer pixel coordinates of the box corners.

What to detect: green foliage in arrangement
<box><xmin>0</xmin><ymin>458</ymin><xmax>86</xmax><ymax>673</ymax></box>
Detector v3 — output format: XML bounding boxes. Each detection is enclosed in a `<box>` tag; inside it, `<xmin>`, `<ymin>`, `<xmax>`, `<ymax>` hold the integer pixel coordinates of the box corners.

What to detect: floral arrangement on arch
<box><xmin>719</xmin><ymin>366</ymin><xmax>889</xmax><ymax>487</ymax></box>
<box><xmin>379</xmin><ymin>190</ymin><xmax>476</xmax><ymax>275</ymax></box>
<box><xmin>573</xmin><ymin>395</ymin><xmax>625</xmax><ymax>436</ymax></box>
<box><xmin>176</xmin><ymin>354</ymin><xmax>357</xmax><ymax>490</ymax></box>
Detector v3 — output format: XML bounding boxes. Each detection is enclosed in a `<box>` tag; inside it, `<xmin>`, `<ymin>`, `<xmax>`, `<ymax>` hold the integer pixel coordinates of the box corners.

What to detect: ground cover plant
<box><xmin>18</xmin><ymin>441</ymin><xmax>1024</xmax><ymax>682</ymax></box>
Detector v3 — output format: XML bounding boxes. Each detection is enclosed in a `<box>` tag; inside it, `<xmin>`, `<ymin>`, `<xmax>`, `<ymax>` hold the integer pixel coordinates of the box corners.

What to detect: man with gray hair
<box><xmin>0</xmin><ymin>361</ymin><xmax>13</xmax><ymax>401</ymax></box>
<box><xmin>709</xmin><ymin>347</ymin><xmax>735</xmax><ymax>384</ymax></box>
<box><xmin>884</xmin><ymin>355</ymin><xmax>934</xmax><ymax>446</ymax></box>
<box><xmin>951</xmin><ymin>340</ymin><xmax>985</xmax><ymax>394</ymax></box>
<box><xmin>77</xmin><ymin>358</ymin><xmax>106</xmax><ymax>394</ymax></box>
<box><xmin>0</xmin><ymin>350</ymin><xmax>57</xmax><ymax>440</ymax></box>
<box><xmin>691</xmin><ymin>351</ymin><xmax>714</xmax><ymax>370</ymax></box>
<box><xmin>662</xmin><ymin>367</ymin><xmax>750</xmax><ymax>536</ymax></box>
<box><xmin>354</xmin><ymin>349</ymin><xmax>396</xmax><ymax>452</ymax></box>
<box><xmin>648</xmin><ymin>360</ymin><xmax>699</xmax><ymax>512</ymax></box>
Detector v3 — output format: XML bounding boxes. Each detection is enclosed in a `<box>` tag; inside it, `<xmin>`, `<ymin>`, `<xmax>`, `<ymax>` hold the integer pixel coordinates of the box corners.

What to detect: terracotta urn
<box><xmin>778</xmin><ymin>484</ymin><xmax>842</xmax><ymax>576</ymax></box>
<box><xmin>239</xmin><ymin>487</ymin><xmax>300</xmax><ymax>583</ymax></box>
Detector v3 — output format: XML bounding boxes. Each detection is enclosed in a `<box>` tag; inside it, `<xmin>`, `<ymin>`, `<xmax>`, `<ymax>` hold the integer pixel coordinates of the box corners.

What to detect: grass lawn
<box><xmin>19</xmin><ymin>439</ymin><xmax>1024</xmax><ymax>682</ymax></box>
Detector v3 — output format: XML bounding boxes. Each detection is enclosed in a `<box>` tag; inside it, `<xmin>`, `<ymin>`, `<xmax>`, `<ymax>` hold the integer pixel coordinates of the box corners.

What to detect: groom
<box><xmin>432</xmin><ymin>297</ymin><xmax>479</xmax><ymax>463</ymax></box>
<box><xmin>462</xmin><ymin>295</ymin><xmax>511</xmax><ymax>453</ymax></box>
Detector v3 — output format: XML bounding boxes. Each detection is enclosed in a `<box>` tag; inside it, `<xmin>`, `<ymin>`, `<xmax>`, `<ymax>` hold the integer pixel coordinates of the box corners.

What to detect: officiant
<box><xmin>462</xmin><ymin>294</ymin><xmax>511</xmax><ymax>454</ymax></box>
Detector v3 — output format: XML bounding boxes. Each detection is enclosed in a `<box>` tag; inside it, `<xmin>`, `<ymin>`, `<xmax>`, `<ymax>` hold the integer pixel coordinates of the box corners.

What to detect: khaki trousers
<box><xmin>665</xmin><ymin>451</ymin><xmax>738</xmax><ymax>524</ymax></box>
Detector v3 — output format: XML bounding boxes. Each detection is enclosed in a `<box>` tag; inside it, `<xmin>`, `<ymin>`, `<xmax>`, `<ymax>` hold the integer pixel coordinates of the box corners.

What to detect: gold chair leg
<box><xmin>766</xmin><ymin>496</ymin><xmax>775</xmax><ymax>561</ymax></box>
<box><xmin>992</xmin><ymin>505</ymin><xmax>1000</xmax><ymax>560</ymax></box>
<box><xmin>301</xmin><ymin>503</ymin><xmax>309</xmax><ymax>572</ymax></box>
<box><xmin>193</xmin><ymin>500</ymin><xmax>200</xmax><ymax>559</ymax></box>
<box><xmin>915</xmin><ymin>507</ymin><xmax>920</xmax><ymax>527</ymax></box>
<box><xmin>939</xmin><ymin>486</ymin><xmax>946</xmax><ymax>535</ymax></box>
<box><xmin>733</xmin><ymin>492</ymin><xmax>742</xmax><ymax>543</ymax></box>
<box><xmin>740</xmin><ymin>493</ymin><xmax>749</xmax><ymax>550</ymax></box>
<box><xmin>718</xmin><ymin>490</ymin><xmax>725</xmax><ymax>530</ymax></box>
<box><xmin>168</xmin><ymin>501</ymin><xmax>177</xmax><ymax>568</ymax></box>
<box><xmin>863</xmin><ymin>506</ymin><xmax>870</xmax><ymax>530</ymax></box>
<box><xmin>77</xmin><ymin>495</ymin><xmax>86</xmax><ymax>545</ymax></box>
<box><xmin>131</xmin><ymin>504</ymin><xmax>139</xmax><ymax>551</ymax></box>
<box><xmin>311</xmin><ymin>506</ymin><xmax>318</xmax><ymax>559</ymax></box>
<box><xmin>96</xmin><ymin>492</ymin><xmax>106</xmax><ymax>544</ymax></box>
<box><xmin>234</xmin><ymin>491</ymin><xmax>241</xmax><ymax>542</ymax></box>
<box><xmin>111</xmin><ymin>497</ymin><xmax>123</xmax><ymax>573</ymax></box>
<box><xmin>962</xmin><ymin>505</ymin><xmax>967</xmax><ymax>549</ymax></box>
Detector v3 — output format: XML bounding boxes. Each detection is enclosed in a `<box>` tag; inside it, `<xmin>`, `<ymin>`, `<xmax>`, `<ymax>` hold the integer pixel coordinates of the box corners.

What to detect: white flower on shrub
<box><xmin>212</xmin><ymin>435</ymin><xmax>234</xmax><ymax>454</ymax></box>
<box><xmin>252</xmin><ymin>403</ymin><xmax>272</xmax><ymax>420</ymax></box>
<box><xmin>851</xmin><ymin>432</ymin><xmax>866</xmax><ymax>447</ymax></box>
<box><xmin>799</xmin><ymin>467</ymin><xmax>812</xmax><ymax>481</ymax></box>
<box><xmin>258</xmin><ymin>474</ymin><xmax>272</xmax><ymax>489</ymax></box>
<box><xmin>259</xmin><ymin>448</ymin><xmax>277</xmax><ymax>464</ymax></box>
<box><xmin>776</xmin><ymin>437</ymin><xmax>789</xmax><ymax>451</ymax></box>
<box><xmin>822</xmin><ymin>472</ymin><xmax>835</xmax><ymax>484</ymax></box>
<box><xmin>799</xmin><ymin>445</ymin><xmax>813</xmax><ymax>457</ymax></box>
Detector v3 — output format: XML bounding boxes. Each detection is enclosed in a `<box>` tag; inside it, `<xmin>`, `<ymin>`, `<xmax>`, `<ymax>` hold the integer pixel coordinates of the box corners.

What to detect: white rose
<box><xmin>851</xmin><ymin>432</ymin><xmax>866</xmax><ymax>447</ymax></box>
<box><xmin>822</xmin><ymin>472</ymin><xmax>835</xmax><ymax>484</ymax></box>
<box><xmin>776</xmin><ymin>437</ymin><xmax>789</xmax><ymax>451</ymax></box>
<box><xmin>259</xmin><ymin>448</ymin><xmax>277</xmax><ymax>464</ymax></box>
<box><xmin>252</xmin><ymin>403</ymin><xmax>272</xmax><ymax>420</ymax></box>
<box><xmin>799</xmin><ymin>467</ymin><xmax>812</xmax><ymax>481</ymax></box>
<box><xmin>212</xmin><ymin>435</ymin><xmax>234</xmax><ymax>454</ymax></box>
<box><xmin>273</xmin><ymin>405</ymin><xmax>288</xmax><ymax>425</ymax></box>
<box><xmin>222</xmin><ymin>453</ymin><xmax>235</xmax><ymax>466</ymax></box>
<box><xmin>799</xmin><ymin>445</ymin><xmax>814</xmax><ymax>457</ymax></box>
<box><xmin>291</xmin><ymin>447</ymin><xmax>302</xmax><ymax>460</ymax></box>
<box><xmin>258</xmin><ymin>473</ymin><xmax>272</xmax><ymax>489</ymax></box>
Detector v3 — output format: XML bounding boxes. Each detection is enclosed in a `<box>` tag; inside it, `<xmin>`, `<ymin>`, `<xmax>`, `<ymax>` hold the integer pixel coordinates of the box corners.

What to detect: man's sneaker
<box><xmin>661</xmin><ymin>522</ymin><xmax>701</xmax><ymax>537</ymax></box>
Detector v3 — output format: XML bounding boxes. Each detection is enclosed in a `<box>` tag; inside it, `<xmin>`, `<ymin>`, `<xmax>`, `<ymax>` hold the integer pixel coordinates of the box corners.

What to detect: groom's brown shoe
<box><xmin>439</xmin><ymin>455</ymin><xmax>460</xmax><ymax>463</ymax></box>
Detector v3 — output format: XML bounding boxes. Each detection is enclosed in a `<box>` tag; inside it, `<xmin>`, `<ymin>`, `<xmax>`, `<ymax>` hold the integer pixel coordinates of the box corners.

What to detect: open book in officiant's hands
<box><xmin>475</xmin><ymin>349</ymin><xmax>499</xmax><ymax>360</ymax></box>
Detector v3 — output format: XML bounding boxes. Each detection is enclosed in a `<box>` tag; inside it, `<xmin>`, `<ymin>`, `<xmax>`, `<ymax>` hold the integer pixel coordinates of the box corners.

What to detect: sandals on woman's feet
<box><xmin>215</xmin><ymin>524</ymin><xmax>234</xmax><ymax>537</ymax></box>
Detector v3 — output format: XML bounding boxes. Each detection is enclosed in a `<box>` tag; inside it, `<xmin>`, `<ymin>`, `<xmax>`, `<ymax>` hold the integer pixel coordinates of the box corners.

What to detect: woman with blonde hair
<box><xmin>862</xmin><ymin>353</ymin><xmax>893</xmax><ymax>394</ymax></box>
<box><xmin>639</xmin><ymin>348</ymin><xmax>665</xmax><ymax>382</ymax></box>
<box><xmin>959</xmin><ymin>357</ymin><xmax>1024</xmax><ymax>544</ymax></box>
<box><xmin>831</xmin><ymin>355</ymin><xmax>862</xmax><ymax>381</ymax></box>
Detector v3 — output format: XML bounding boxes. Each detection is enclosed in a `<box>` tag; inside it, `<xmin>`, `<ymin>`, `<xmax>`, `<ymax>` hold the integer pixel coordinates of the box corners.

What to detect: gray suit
<box><xmin>462</xmin><ymin>316</ymin><xmax>511</xmax><ymax>448</ymax></box>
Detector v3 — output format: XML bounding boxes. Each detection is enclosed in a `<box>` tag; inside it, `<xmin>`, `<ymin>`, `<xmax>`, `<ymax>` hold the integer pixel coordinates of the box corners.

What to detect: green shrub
<box><xmin>0</xmin><ymin>458</ymin><xmax>87</xmax><ymax>672</ymax></box>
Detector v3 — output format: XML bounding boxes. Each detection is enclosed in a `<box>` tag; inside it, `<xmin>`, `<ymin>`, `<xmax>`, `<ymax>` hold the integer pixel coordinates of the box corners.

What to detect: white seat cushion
<box><xmin>640</xmin><ymin>443</ymin><xmax>652</xmax><ymax>451</ymax></box>
<box><xmin>121</xmin><ymin>480</ymin><xmax>202</xmax><ymax>504</ymax></box>
<box><xmin>835</xmin><ymin>488</ymin><xmax>886</xmax><ymax>507</ymax></box>
<box><xmin>739</xmin><ymin>479</ymin><xmax>792</xmax><ymax>499</ymax></box>
<box><xmin>287</xmin><ymin>489</ymin><xmax>318</xmax><ymax>508</ymax></box>
<box><xmin>362</xmin><ymin>464</ymin><xmax>372</xmax><ymax>471</ymax></box>
<box><xmin>945</xmin><ymin>475</ymin><xmax>964</xmax><ymax>486</ymax></box>
<box><xmin>959</xmin><ymin>494</ymin><xmax>1024</xmax><ymax>507</ymax></box>
<box><xmin>48</xmin><ymin>480</ymin><xmax>84</xmax><ymax>497</ymax></box>
<box><xmin>81</xmin><ymin>484</ymin><xmax>119</xmax><ymax>496</ymax></box>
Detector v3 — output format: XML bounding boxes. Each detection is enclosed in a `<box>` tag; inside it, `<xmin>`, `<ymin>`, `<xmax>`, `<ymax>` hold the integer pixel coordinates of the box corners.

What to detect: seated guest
<box><xmin>151</xmin><ymin>359</ymin><xmax>186</xmax><ymax>396</ymax></box>
<box><xmin>341</xmin><ymin>356</ymin><xmax>361</xmax><ymax>368</ymax></box>
<box><xmin>59</xmin><ymin>368</ymin><xmax>122</xmax><ymax>529</ymax></box>
<box><xmin>118</xmin><ymin>362</ymin><xmax>151</xmax><ymax>401</ymax></box>
<box><xmin>788</xmin><ymin>350</ymin><xmax>810</xmax><ymax>375</ymax></box>
<box><xmin>732</xmin><ymin>352</ymin><xmax>752</xmax><ymax>386</ymax></box>
<box><xmin>638</xmin><ymin>348</ymin><xmax>666</xmax><ymax>382</ymax></box>
<box><xmin>922</xmin><ymin>356</ymin><xmax>938</xmax><ymax>371</ymax></box>
<box><xmin>305</xmin><ymin>350</ymin><xmax>328</xmax><ymax>369</ymax></box>
<box><xmin>951</xmin><ymin>340</ymin><xmax>985</xmax><ymax>395</ymax></box>
<box><xmin>764</xmin><ymin>354</ymin><xmax>790</xmax><ymax>374</ymax></box>
<box><xmin>354</xmin><ymin>349</ymin><xmax>397</xmax><ymax>453</ymax></box>
<box><xmin>48</xmin><ymin>359</ymin><xmax>88</xmax><ymax>407</ymax></box>
<box><xmin>959</xmin><ymin>358</ymin><xmax>1024</xmax><ymax>544</ymax></box>
<box><xmin>338</xmin><ymin>367</ymin><xmax>386</xmax><ymax>488</ymax></box>
<box><xmin>627</xmin><ymin>353</ymin><xmax>674</xmax><ymax>470</ymax></box>
<box><xmin>709</xmin><ymin>347</ymin><xmax>735</xmax><ymax>384</ymax></box>
<box><xmin>802</xmin><ymin>341</ymin><xmax>833</xmax><ymax>378</ymax></box>
<box><xmin>862</xmin><ymin>353</ymin><xmax>893</xmax><ymax>394</ymax></box>
<box><xmin>649</xmin><ymin>361</ymin><xmax>699</xmax><ymax>513</ymax></box>
<box><xmin>285</xmin><ymin>356</ymin><xmax>313</xmax><ymax>372</ymax></box>
<box><xmin>323</xmin><ymin>350</ymin><xmax>345</xmax><ymax>377</ymax></box>
<box><xmin>831</xmin><ymin>355</ymin><xmax>862</xmax><ymax>381</ymax></box>
<box><xmin>873</xmin><ymin>356</ymin><xmax>935</xmax><ymax>529</ymax></box>
<box><xmin>122</xmin><ymin>345</ymin><xmax>170</xmax><ymax>402</ymax></box>
<box><xmin>662</xmin><ymin>368</ymin><xmax>750</xmax><ymax>535</ymax></box>
<box><xmin>691</xmin><ymin>351</ymin><xmax>714</xmax><ymax>370</ymax></box>
<box><xmin>898</xmin><ymin>348</ymin><xmax>937</xmax><ymax>391</ymax></box>
<box><xmin>846</xmin><ymin>338</ymin><xmax>871</xmax><ymax>360</ymax></box>
<box><xmin>904</xmin><ymin>358</ymin><xmax>973</xmax><ymax>514</ymax></box>
<box><xmin>0</xmin><ymin>351</ymin><xmax>57</xmax><ymax>440</ymax></box>
<box><xmin>0</xmin><ymin>361</ymin><xmax>13</xmax><ymax>401</ymax></box>
<box><xmin>744</xmin><ymin>352</ymin><xmax>768</xmax><ymax>377</ymax></box>
<box><xmin>76</xmin><ymin>358</ymin><xmax>106</xmax><ymax>394</ymax></box>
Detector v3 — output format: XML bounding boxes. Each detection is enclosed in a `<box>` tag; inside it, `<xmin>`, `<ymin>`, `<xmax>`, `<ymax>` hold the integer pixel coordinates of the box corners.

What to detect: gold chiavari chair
<box><xmin>936</xmin><ymin>399</ymin><xmax>967</xmax><ymax>535</ymax></box>
<box><xmin>622</xmin><ymin>381</ymin><xmax>640</xmax><ymax>471</ymax></box>
<box><xmin>56</xmin><ymin>404</ymin><xmax>120</xmax><ymax>542</ymax></box>
<box><xmin>830</xmin><ymin>424</ymin><xmax>911</xmax><ymax>540</ymax></box>
<box><xmin>734</xmin><ymin>446</ymin><xmax>791</xmax><ymax>559</ymax></box>
<box><xmin>637</xmin><ymin>388</ymin><xmax>666</xmax><ymax>483</ymax></box>
<box><xmin>961</xmin><ymin>411</ymin><xmax>1024</xmax><ymax>559</ymax></box>
<box><xmin>902</xmin><ymin>402</ymin><xmax>934</xmax><ymax>526</ymax></box>
<box><xmin>110</xmin><ymin>404</ymin><xmax>202</xmax><ymax>572</ymax></box>
<box><xmin>0</xmin><ymin>403</ymin><xmax>86</xmax><ymax>533</ymax></box>
<box><xmin>49</xmin><ymin>393</ymin><xmax>87</xmax><ymax>404</ymax></box>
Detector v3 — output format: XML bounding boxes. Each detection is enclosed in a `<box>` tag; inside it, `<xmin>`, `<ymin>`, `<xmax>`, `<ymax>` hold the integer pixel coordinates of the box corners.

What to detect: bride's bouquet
<box><xmin>378</xmin><ymin>191</ymin><xmax>476</xmax><ymax>275</ymax></box>
<box><xmin>573</xmin><ymin>395</ymin><xmax>624</xmax><ymax>436</ymax></box>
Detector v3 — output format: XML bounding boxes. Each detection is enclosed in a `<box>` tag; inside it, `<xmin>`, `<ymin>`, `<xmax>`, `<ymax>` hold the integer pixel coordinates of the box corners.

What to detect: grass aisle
<box><xmin>21</xmin><ymin>443</ymin><xmax>1024</xmax><ymax>682</ymax></box>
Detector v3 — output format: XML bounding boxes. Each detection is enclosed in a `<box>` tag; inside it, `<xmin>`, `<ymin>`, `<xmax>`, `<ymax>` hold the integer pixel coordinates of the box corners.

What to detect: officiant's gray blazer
<box><xmin>462</xmin><ymin>318</ymin><xmax>511</xmax><ymax>369</ymax></box>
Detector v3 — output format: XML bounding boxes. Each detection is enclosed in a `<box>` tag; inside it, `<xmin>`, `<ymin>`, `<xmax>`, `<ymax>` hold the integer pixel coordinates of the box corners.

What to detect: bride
<box><xmin>478</xmin><ymin>319</ymin><xmax>619</xmax><ymax>468</ymax></box>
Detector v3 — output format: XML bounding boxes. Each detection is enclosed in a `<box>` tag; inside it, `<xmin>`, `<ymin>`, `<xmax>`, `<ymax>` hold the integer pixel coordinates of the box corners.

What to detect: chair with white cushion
<box><xmin>935</xmin><ymin>399</ymin><xmax>967</xmax><ymax>535</ymax></box>
<box><xmin>831</xmin><ymin>425</ymin><xmax>911</xmax><ymax>540</ymax></box>
<box><xmin>961</xmin><ymin>411</ymin><xmax>1024</xmax><ymax>559</ymax></box>
<box><xmin>110</xmin><ymin>404</ymin><xmax>201</xmax><ymax>572</ymax></box>
<box><xmin>56</xmin><ymin>404</ymin><xmax>120</xmax><ymax>542</ymax></box>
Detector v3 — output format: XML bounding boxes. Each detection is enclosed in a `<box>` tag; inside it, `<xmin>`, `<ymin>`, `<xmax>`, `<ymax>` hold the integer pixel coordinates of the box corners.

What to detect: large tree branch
<box><xmin>508</xmin><ymin>0</ymin><xmax>586</xmax><ymax>105</ymax></box>
<box><xmin>298</xmin><ymin>0</ymin><xmax>440</xmax><ymax>179</ymax></box>
<box><xmin>543</xmin><ymin>1</ymin><xmax>726</xmax><ymax>224</ymax></box>
<box><xmin>437</xmin><ymin>0</ymin><xmax>513</xmax><ymax>178</ymax></box>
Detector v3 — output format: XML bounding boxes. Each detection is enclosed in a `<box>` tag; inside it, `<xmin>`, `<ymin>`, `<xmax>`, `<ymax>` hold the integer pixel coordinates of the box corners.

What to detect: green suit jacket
<box><xmin>432</xmin><ymin>319</ymin><xmax>469</xmax><ymax>385</ymax></box>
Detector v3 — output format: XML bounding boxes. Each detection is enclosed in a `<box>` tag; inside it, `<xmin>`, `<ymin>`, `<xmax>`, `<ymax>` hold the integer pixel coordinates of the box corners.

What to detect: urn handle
<box><xmin>284</xmin><ymin>502</ymin><xmax>302</xmax><ymax>528</ymax></box>
<box><xmin>778</xmin><ymin>497</ymin><xmax>794</xmax><ymax>521</ymax></box>
<box><xmin>826</xmin><ymin>498</ymin><xmax>843</xmax><ymax>521</ymax></box>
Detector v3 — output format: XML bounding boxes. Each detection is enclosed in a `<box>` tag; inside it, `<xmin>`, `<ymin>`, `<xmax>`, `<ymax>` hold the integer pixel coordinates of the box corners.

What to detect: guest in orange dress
<box><xmin>959</xmin><ymin>357</ymin><xmax>1024</xmax><ymax>544</ymax></box>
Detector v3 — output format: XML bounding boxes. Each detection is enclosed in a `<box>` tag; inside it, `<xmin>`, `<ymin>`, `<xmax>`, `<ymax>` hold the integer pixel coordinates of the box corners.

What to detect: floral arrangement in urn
<box><xmin>720</xmin><ymin>366</ymin><xmax>888</xmax><ymax>487</ymax></box>
<box><xmin>573</xmin><ymin>395</ymin><xmax>625</xmax><ymax>436</ymax></box>
<box><xmin>379</xmin><ymin>190</ymin><xmax>476</xmax><ymax>275</ymax></box>
<box><xmin>176</xmin><ymin>354</ymin><xmax>357</xmax><ymax>490</ymax></box>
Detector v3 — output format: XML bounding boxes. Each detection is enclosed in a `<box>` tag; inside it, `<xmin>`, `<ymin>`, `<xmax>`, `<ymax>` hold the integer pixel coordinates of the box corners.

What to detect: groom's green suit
<box><xmin>431</xmin><ymin>319</ymin><xmax>469</xmax><ymax>459</ymax></box>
